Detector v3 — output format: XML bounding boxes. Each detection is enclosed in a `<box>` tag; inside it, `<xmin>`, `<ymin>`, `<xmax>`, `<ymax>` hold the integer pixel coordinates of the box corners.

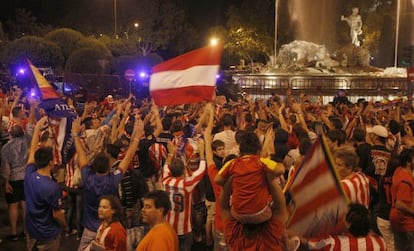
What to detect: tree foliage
<box><xmin>133</xmin><ymin>0</ymin><xmax>186</xmax><ymax>55</ymax></box>
<box><xmin>104</xmin><ymin>39</ymin><xmax>138</xmax><ymax>58</ymax></box>
<box><xmin>44</xmin><ymin>28</ymin><xmax>85</xmax><ymax>61</ymax></box>
<box><xmin>110</xmin><ymin>55</ymin><xmax>139</xmax><ymax>76</ymax></box>
<box><xmin>6</xmin><ymin>9</ymin><xmax>52</xmax><ymax>40</ymax></box>
<box><xmin>3</xmin><ymin>36</ymin><xmax>64</xmax><ymax>68</ymax></box>
<box><xmin>78</xmin><ymin>38</ymin><xmax>112</xmax><ymax>59</ymax></box>
<box><xmin>65</xmin><ymin>47</ymin><xmax>109</xmax><ymax>74</ymax></box>
<box><xmin>226</xmin><ymin>0</ymin><xmax>275</xmax><ymax>62</ymax></box>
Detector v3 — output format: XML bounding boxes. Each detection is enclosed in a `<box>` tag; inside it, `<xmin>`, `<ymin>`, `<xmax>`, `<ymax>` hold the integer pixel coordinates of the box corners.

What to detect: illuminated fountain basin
<box><xmin>232</xmin><ymin>1</ymin><xmax>413</xmax><ymax>102</ymax></box>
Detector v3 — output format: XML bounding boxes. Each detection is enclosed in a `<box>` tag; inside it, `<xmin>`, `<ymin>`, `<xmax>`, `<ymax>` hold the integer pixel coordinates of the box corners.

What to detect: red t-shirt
<box><xmin>224</xmin><ymin>215</ymin><xmax>284</xmax><ymax>251</ymax></box>
<box><xmin>218</xmin><ymin>155</ymin><xmax>275</xmax><ymax>215</ymax></box>
<box><xmin>390</xmin><ymin>167</ymin><xmax>414</xmax><ymax>231</ymax></box>
<box><xmin>207</xmin><ymin>163</ymin><xmax>224</xmax><ymax>232</ymax></box>
<box><xmin>104</xmin><ymin>222</ymin><xmax>127</xmax><ymax>251</ymax></box>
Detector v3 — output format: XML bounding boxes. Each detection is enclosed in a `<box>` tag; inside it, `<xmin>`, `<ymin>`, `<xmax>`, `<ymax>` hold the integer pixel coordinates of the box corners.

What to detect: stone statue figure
<box><xmin>341</xmin><ymin>7</ymin><xmax>362</xmax><ymax>47</ymax></box>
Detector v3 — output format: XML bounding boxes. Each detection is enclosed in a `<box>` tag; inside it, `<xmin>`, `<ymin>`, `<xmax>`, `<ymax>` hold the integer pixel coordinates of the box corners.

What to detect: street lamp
<box><xmin>394</xmin><ymin>0</ymin><xmax>401</xmax><ymax>67</ymax></box>
<box><xmin>125</xmin><ymin>22</ymin><xmax>139</xmax><ymax>39</ymax></box>
<box><xmin>274</xmin><ymin>0</ymin><xmax>279</xmax><ymax>66</ymax></box>
<box><xmin>210</xmin><ymin>37</ymin><xmax>219</xmax><ymax>46</ymax></box>
<box><xmin>114</xmin><ymin>0</ymin><xmax>118</xmax><ymax>39</ymax></box>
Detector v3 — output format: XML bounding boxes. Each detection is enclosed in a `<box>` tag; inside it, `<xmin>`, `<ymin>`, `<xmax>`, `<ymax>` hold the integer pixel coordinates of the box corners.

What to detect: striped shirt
<box><xmin>308</xmin><ymin>233</ymin><xmax>387</xmax><ymax>251</ymax></box>
<box><xmin>341</xmin><ymin>172</ymin><xmax>370</xmax><ymax>208</ymax></box>
<box><xmin>162</xmin><ymin>160</ymin><xmax>206</xmax><ymax>235</ymax></box>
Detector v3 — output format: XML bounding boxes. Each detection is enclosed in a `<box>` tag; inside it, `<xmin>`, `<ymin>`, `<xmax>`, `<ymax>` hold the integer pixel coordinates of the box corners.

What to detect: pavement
<box><xmin>0</xmin><ymin>179</ymin><xmax>80</xmax><ymax>251</ymax></box>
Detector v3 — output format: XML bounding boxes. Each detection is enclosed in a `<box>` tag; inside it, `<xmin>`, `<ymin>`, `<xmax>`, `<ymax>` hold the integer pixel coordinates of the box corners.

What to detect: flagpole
<box><xmin>114</xmin><ymin>0</ymin><xmax>118</xmax><ymax>39</ymax></box>
<box><xmin>274</xmin><ymin>0</ymin><xmax>279</xmax><ymax>66</ymax></box>
<box><xmin>394</xmin><ymin>0</ymin><xmax>401</xmax><ymax>67</ymax></box>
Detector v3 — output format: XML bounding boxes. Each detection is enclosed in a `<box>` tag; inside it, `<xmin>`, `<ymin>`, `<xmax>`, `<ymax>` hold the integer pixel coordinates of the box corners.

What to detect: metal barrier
<box><xmin>63</xmin><ymin>72</ymin><xmax>130</xmax><ymax>98</ymax></box>
<box><xmin>232</xmin><ymin>73</ymin><xmax>411</xmax><ymax>102</ymax></box>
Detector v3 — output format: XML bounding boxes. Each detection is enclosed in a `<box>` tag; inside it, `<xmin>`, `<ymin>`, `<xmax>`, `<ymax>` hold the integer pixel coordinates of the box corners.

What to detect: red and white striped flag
<box><xmin>284</xmin><ymin>136</ymin><xmax>349</xmax><ymax>238</ymax></box>
<box><xmin>150</xmin><ymin>45</ymin><xmax>223</xmax><ymax>106</ymax></box>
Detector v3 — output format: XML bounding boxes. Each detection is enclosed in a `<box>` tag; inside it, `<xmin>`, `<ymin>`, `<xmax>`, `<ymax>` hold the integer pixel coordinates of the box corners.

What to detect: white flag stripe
<box><xmin>150</xmin><ymin>65</ymin><xmax>219</xmax><ymax>91</ymax></box>
<box><xmin>289</xmin><ymin>197</ymin><xmax>347</xmax><ymax>232</ymax></box>
<box><xmin>293</xmin><ymin>171</ymin><xmax>336</xmax><ymax>206</ymax></box>
<box><xmin>292</xmin><ymin>146</ymin><xmax>325</xmax><ymax>184</ymax></box>
<box><xmin>339</xmin><ymin>235</ymin><xmax>351</xmax><ymax>251</ymax></box>
<box><xmin>369</xmin><ymin>235</ymin><xmax>380</xmax><ymax>250</ymax></box>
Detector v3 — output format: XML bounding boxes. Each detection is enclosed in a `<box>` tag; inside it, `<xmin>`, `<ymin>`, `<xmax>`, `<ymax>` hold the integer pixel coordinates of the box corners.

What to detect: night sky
<box><xmin>0</xmin><ymin>0</ymin><xmax>240</xmax><ymax>36</ymax></box>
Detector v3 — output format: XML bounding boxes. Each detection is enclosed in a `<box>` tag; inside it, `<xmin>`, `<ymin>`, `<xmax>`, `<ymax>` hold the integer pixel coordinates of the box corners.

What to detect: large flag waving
<box><xmin>150</xmin><ymin>45</ymin><xmax>223</xmax><ymax>106</ymax></box>
<box><xmin>26</xmin><ymin>60</ymin><xmax>76</xmax><ymax>118</ymax></box>
<box><xmin>26</xmin><ymin>59</ymin><xmax>76</xmax><ymax>164</ymax></box>
<box><xmin>284</xmin><ymin>135</ymin><xmax>348</xmax><ymax>238</ymax></box>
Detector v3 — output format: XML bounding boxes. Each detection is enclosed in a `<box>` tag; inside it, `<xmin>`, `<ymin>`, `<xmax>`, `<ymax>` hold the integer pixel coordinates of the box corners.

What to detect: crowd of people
<box><xmin>1</xmin><ymin>83</ymin><xmax>414</xmax><ymax>251</ymax></box>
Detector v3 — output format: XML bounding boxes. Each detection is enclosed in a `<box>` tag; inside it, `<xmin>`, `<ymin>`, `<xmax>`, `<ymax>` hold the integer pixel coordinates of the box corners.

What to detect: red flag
<box><xmin>284</xmin><ymin>136</ymin><xmax>348</xmax><ymax>238</ymax></box>
<box><xmin>150</xmin><ymin>45</ymin><xmax>223</xmax><ymax>106</ymax></box>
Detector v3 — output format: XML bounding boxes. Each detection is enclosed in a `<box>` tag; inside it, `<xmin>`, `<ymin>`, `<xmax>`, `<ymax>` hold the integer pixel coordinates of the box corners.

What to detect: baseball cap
<box><xmin>366</xmin><ymin>125</ymin><xmax>388</xmax><ymax>138</ymax></box>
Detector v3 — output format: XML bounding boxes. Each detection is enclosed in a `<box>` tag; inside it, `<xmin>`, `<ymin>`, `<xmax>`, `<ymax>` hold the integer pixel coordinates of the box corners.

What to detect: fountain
<box><xmin>232</xmin><ymin>1</ymin><xmax>412</xmax><ymax>102</ymax></box>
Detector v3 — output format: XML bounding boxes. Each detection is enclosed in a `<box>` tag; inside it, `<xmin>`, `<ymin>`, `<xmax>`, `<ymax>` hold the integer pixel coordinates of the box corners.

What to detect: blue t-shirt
<box><xmin>24</xmin><ymin>164</ymin><xmax>62</xmax><ymax>241</ymax></box>
<box><xmin>82</xmin><ymin>166</ymin><xmax>123</xmax><ymax>231</ymax></box>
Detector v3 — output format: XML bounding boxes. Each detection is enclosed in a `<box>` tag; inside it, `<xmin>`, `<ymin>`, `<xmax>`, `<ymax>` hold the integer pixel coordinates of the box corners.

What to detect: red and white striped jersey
<box><xmin>308</xmin><ymin>233</ymin><xmax>387</xmax><ymax>251</ymax></box>
<box><xmin>341</xmin><ymin>172</ymin><xmax>370</xmax><ymax>208</ymax></box>
<box><xmin>148</xmin><ymin>142</ymin><xmax>167</xmax><ymax>172</ymax></box>
<box><xmin>162</xmin><ymin>160</ymin><xmax>206</xmax><ymax>235</ymax></box>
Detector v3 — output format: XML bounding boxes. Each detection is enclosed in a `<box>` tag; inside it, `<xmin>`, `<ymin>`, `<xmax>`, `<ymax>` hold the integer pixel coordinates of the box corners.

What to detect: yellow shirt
<box><xmin>136</xmin><ymin>222</ymin><xmax>178</xmax><ymax>251</ymax></box>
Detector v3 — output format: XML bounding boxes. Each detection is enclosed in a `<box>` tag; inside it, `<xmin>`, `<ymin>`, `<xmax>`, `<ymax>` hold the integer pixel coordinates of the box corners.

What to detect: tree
<box><xmin>110</xmin><ymin>55</ymin><xmax>140</xmax><ymax>76</ymax></box>
<box><xmin>226</xmin><ymin>28</ymin><xmax>267</xmax><ymax>67</ymax></box>
<box><xmin>133</xmin><ymin>0</ymin><xmax>186</xmax><ymax>55</ymax></box>
<box><xmin>226</xmin><ymin>0</ymin><xmax>275</xmax><ymax>63</ymax></box>
<box><xmin>169</xmin><ymin>23</ymin><xmax>201</xmax><ymax>55</ymax></box>
<box><xmin>0</xmin><ymin>21</ymin><xmax>6</xmax><ymax>42</ymax></box>
<box><xmin>6</xmin><ymin>9</ymin><xmax>52</xmax><ymax>39</ymax></box>
<box><xmin>3</xmin><ymin>36</ymin><xmax>64</xmax><ymax>69</ymax></box>
<box><xmin>44</xmin><ymin>28</ymin><xmax>85</xmax><ymax>61</ymax></box>
<box><xmin>103</xmin><ymin>38</ymin><xmax>138</xmax><ymax>58</ymax></box>
<box><xmin>65</xmin><ymin>47</ymin><xmax>109</xmax><ymax>74</ymax></box>
<box><xmin>78</xmin><ymin>38</ymin><xmax>112</xmax><ymax>59</ymax></box>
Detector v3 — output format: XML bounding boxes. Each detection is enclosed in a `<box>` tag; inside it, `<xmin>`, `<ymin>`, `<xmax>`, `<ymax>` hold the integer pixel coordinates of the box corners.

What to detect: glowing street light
<box><xmin>210</xmin><ymin>37</ymin><xmax>219</xmax><ymax>46</ymax></box>
<box><xmin>125</xmin><ymin>22</ymin><xmax>139</xmax><ymax>39</ymax></box>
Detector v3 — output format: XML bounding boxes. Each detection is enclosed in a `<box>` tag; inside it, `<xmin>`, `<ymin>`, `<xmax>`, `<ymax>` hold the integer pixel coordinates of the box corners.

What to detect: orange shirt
<box><xmin>136</xmin><ymin>222</ymin><xmax>178</xmax><ymax>251</ymax></box>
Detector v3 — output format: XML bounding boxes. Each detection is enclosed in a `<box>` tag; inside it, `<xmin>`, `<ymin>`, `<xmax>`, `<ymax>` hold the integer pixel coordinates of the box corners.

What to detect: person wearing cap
<box><xmin>366</xmin><ymin>124</ymin><xmax>395</xmax><ymax>250</ymax></box>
